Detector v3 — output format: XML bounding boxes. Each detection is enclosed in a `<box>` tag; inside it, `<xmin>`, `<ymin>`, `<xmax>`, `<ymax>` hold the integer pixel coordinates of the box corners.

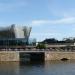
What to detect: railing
<box><xmin>0</xmin><ymin>48</ymin><xmax>75</xmax><ymax>52</ymax></box>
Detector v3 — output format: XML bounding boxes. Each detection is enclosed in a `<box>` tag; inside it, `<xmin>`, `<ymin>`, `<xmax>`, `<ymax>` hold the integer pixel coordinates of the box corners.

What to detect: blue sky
<box><xmin>0</xmin><ymin>0</ymin><xmax>75</xmax><ymax>41</ymax></box>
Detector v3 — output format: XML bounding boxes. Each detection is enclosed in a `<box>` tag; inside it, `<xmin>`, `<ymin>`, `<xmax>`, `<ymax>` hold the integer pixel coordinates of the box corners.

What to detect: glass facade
<box><xmin>28</xmin><ymin>38</ymin><xmax>36</xmax><ymax>46</ymax></box>
<box><xmin>0</xmin><ymin>38</ymin><xmax>28</xmax><ymax>46</ymax></box>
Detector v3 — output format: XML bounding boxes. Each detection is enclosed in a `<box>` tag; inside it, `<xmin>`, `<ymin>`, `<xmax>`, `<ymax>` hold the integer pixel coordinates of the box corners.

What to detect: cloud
<box><xmin>31</xmin><ymin>17</ymin><xmax>75</xmax><ymax>26</ymax></box>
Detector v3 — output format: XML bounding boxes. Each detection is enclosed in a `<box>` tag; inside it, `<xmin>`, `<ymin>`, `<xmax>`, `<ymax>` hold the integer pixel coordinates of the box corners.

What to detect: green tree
<box><xmin>36</xmin><ymin>43</ymin><xmax>46</xmax><ymax>49</ymax></box>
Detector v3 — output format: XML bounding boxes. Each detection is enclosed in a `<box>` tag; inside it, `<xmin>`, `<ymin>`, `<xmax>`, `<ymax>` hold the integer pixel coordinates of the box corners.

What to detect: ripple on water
<box><xmin>0</xmin><ymin>60</ymin><xmax>75</xmax><ymax>75</ymax></box>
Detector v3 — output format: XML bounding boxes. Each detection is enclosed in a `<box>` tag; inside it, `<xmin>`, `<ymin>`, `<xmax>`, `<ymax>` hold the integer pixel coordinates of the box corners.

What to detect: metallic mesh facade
<box><xmin>0</xmin><ymin>24</ymin><xmax>32</xmax><ymax>39</ymax></box>
<box><xmin>0</xmin><ymin>25</ymin><xmax>32</xmax><ymax>46</ymax></box>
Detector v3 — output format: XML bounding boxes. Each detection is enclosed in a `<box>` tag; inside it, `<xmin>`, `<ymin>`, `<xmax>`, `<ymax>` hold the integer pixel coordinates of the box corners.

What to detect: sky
<box><xmin>0</xmin><ymin>0</ymin><xmax>75</xmax><ymax>41</ymax></box>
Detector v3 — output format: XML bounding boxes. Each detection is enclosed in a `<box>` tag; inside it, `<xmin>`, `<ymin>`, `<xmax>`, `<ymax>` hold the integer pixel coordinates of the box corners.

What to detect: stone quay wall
<box><xmin>45</xmin><ymin>52</ymin><xmax>75</xmax><ymax>60</ymax></box>
<box><xmin>0</xmin><ymin>51</ymin><xmax>19</xmax><ymax>61</ymax></box>
<box><xmin>0</xmin><ymin>51</ymin><xmax>75</xmax><ymax>61</ymax></box>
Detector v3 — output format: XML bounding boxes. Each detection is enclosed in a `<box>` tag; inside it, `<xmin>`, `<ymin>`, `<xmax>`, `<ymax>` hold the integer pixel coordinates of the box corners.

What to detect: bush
<box><xmin>36</xmin><ymin>43</ymin><xmax>46</xmax><ymax>49</ymax></box>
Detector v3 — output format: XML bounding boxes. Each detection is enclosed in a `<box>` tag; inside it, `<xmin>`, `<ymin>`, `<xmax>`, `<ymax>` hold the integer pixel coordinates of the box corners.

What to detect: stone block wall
<box><xmin>45</xmin><ymin>52</ymin><xmax>75</xmax><ymax>60</ymax></box>
<box><xmin>0</xmin><ymin>51</ymin><xmax>19</xmax><ymax>61</ymax></box>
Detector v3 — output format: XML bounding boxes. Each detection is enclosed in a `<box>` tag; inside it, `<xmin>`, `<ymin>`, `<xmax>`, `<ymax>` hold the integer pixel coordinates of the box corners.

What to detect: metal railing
<box><xmin>0</xmin><ymin>48</ymin><xmax>75</xmax><ymax>52</ymax></box>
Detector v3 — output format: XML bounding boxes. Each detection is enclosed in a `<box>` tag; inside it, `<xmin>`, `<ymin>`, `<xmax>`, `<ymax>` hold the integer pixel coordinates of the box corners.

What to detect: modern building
<box><xmin>0</xmin><ymin>24</ymin><xmax>32</xmax><ymax>47</ymax></box>
<box><xmin>28</xmin><ymin>38</ymin><xmax>36</xmax><ymax>46</ymax></box>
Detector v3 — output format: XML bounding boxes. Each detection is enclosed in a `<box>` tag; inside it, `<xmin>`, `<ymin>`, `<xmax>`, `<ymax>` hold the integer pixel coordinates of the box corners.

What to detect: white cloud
<box><xmin>31</xmin><ymin>17</ymin><xmax>75</xmax><ymax>26</ymax></box>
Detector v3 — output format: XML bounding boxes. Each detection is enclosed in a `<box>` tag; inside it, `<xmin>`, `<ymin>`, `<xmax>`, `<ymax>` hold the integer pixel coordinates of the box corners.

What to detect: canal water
<box><xmin>0</xmin><ymin>60</ymin><xmax>75</xmax><ymax>75</ymax></box>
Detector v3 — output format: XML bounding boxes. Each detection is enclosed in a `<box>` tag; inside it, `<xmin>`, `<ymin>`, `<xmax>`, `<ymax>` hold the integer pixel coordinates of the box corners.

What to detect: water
<box><xmin>0</xmin><ymin>60</ymin><xmax>75</xmax><ymax>75</ymax></box>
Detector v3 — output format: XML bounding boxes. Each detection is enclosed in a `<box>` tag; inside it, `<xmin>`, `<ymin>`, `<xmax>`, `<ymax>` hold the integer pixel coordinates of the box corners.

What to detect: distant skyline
<box><xmin>0</xmin><ymin>0</ymin><xmax>75</xmax><ymax>41</ymax></box>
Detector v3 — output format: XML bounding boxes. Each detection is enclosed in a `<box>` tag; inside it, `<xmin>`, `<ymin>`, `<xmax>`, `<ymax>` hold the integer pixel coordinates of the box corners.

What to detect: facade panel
<box><xmin>0</xmin><ymin>25</ymin><xmax>32</xmax><ymax>46</ymax></box>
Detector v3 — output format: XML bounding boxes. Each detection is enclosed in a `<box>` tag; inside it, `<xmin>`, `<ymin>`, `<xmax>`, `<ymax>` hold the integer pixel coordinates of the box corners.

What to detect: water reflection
<box><xmin>20</xmin><ymin>61</ymin><xmax>45</xmax><ymax>66</ymax></box>
<box><xmin>0</xmin><ymin>60</ymin><xmax>75</xmax><ymax>75</ymax></box>
<box><xmin>0</xmin><ymin>62</ymin><xmax>20</xmax><ymax>75</ymax></box>
<box><xmin>44</xmin><ymin>60</ymin><xmax>75</xmax><ymax>75</ymax></box>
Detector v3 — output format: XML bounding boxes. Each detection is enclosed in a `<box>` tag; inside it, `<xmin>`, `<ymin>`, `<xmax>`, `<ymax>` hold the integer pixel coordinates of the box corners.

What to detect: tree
<box><xmin>36</xmin><ymin>43</ymin><xmax>46</xmax><ymax>49</ymax></box>
<box><xmin>42</xmin><ymin>38</ymin><xmax>58</xmax><ymax>44</ymax></box>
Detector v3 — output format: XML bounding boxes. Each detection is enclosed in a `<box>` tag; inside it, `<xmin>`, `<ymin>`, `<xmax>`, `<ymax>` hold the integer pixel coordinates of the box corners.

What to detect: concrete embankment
<box><xmin>0</xmin><ymin>51</ymin><xmax>75</xmax><ymax>61</ymax></box>
<box><xmin>45</xmin><ymin>52</ymin><xmax>75</xmax><ymax>60</ymax></box>
<box><xmin>0</xmin><ymin>51</ymin><xmax>19</xmax><ymax>61</ymax></box>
